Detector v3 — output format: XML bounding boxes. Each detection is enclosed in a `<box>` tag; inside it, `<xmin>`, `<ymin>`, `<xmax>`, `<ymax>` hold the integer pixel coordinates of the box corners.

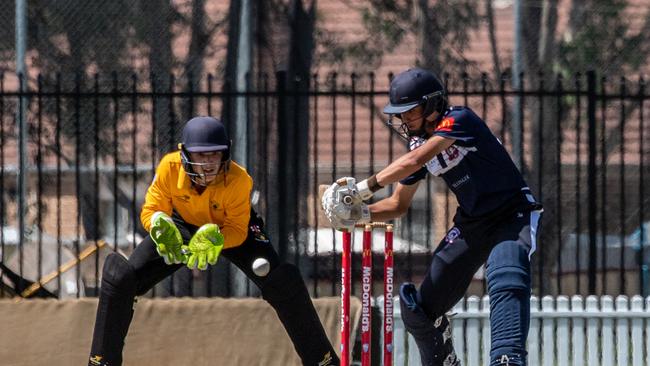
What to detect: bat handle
<box><xmin>336</xmin><ymin>177</ymin><xmax>349</xmax><ymax>186</ymax></box>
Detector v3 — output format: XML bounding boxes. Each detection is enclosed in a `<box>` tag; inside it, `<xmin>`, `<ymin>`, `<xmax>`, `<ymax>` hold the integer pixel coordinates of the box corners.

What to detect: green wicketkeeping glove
<box><xmin>182</xmin><ymin>223</ymin><xmax>224</xmax><ymax>270</ymax></box>
<box><xmin>150</xmin><ymin>211</ymin><xmax>185</xmax><ymax>265</ymax></box>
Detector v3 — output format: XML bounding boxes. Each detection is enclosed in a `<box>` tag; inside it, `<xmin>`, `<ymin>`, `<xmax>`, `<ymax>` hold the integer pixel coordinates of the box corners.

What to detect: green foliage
<box><xmin>557</xmin><ymin>0</ymin><xmax>650</xmax><ymax>76</ymax></box>
<box><xmin>315</xmin><ymin>0</ymin><xmax>481</xmax><ymax>75</ymax></box>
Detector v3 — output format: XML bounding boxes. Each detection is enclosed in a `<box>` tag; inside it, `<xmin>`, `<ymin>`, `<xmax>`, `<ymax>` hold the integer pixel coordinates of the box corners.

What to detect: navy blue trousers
<box><xmin>416</xmin><ymin>208</ymin><xmax>541</xmax><ymax>365</ymax></box>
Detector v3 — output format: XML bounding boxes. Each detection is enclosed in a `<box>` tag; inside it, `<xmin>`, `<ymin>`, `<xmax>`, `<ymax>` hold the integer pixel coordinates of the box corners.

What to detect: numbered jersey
<box><xmin>400</xmin><ymin>107</ymin><xmax>531</xmax><ymax>218</ymax></box>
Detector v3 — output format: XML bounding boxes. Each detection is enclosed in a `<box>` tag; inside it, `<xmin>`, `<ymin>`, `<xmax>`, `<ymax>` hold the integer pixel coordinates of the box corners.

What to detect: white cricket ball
<box><xmin>252</xmin><ymin>257</ymin><xmax>270</xmax><ymax>277</ymax></box>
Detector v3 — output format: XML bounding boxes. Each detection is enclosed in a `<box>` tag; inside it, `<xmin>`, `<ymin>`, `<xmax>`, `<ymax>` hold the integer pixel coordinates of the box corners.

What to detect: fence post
<box><xmin>571</xmin><ymin>295</ymin><xmax>585</xmax><ymax>366</ymax></box>
<box><xmin>556</xmin><ymin>296</ymin><xmax>569</xmax><ymax>366</ymax></box>
<box><xmin>587</xmin><ymin>70</ymin><xmax>598</xmax><ymax>294</ymax></box>
<box><xmin>644</xmin><ymin>296</ymin><xmax>650</xmax><ymax>365</ymax></box>
<box><xmin>541</xmin><ymin>296</ymin><xmax>555</xmax><ymax>366</ymax></box>
<box><xmin>630</xmin><ymin>296</ymin><xmax>644</xmax><ymax>366</ymax></box>
<box><xmin>528</xmin><ymin>296</ymin><xmax>540</xmax><ymax>366</ymax></box>
<box><xmin>466</xmin><ymin>296</ymin><xmax>480</xmax><ymax>366</ymax></box>
<box><xmin>481</xmin><ymin>296</ymin><xmax>490</xmax><ymax>364</ymax></box>
<box><xmin>586</xmin><ymin>295</ymin><xmax>600</xmax><ymax>366</ymax></box>
<box><xmin>601</xmin><ymin>296</ymin><xmax>615</xmax><ymax>366</ymax></box>
<box><xmin>275</xmin><ymin>71</ymin><xmax>288</xmax><ymax>261</ymax></box>
<box><xmin>451</xmin><ymin>300</ymin><xmax>465</xmax><ymax>365</ymax></box>
<box><xmin>615</xmin><ymin>295</ymin><xmax>629</xmax><ymax>366</ymax></box>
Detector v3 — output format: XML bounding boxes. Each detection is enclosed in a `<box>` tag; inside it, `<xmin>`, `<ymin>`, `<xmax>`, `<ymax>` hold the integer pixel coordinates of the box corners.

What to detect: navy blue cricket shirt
<box><xmin>400</xmin><ymin>107</ymin><xmax>535</xmax><ymax>218</ymax></box>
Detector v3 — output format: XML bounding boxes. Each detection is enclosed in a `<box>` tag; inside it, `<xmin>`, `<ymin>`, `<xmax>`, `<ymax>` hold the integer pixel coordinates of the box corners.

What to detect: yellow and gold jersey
<box><xmin>141</xmin><ymin>151</ymin><xmax>253</xmax><ymax>248</ymax></box>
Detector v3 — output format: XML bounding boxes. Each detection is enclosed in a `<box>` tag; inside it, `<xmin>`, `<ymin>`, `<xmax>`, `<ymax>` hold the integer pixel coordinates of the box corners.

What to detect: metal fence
<box><xmin>0</xmin><ymin>71</ymin><xmax>648</xmax><ymax>300</ymax></box>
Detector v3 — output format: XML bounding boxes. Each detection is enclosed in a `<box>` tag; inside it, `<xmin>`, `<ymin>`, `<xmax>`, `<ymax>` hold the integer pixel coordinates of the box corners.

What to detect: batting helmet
<box><xmin>383</xmin><ymin>68</ymin><xmax>448</xmax><ymax>119</ymax></box>
<box><xmin>178</xmin><ymin>116</ymin><xmax>231</xmax><ymax>185</ymax></box>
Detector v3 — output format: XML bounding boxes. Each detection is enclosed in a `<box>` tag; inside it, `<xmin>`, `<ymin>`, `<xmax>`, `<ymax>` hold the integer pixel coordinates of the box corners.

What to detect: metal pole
<box><xmin>511</xmin><ymin>0</ymin><xmax>523</xmax><ymax>170</ymax></box>
<box><xmin>234</xmin><ymin>0</ymin><xmax>250</xmax><ymax>164</ymax></box>
<box><xmin>16</xmin><ymin>0</ymin><xmax>28</xmax><ymax>269</ymax></box>
<box><xmin>587</xmin><ymin>71</ymin><xmax>597</xmax><ymax>294</ymax></box>
<box><xmin>230</xmin><ymin>0</ymin><xmax>251</xmax><ymax>298</ymax></box>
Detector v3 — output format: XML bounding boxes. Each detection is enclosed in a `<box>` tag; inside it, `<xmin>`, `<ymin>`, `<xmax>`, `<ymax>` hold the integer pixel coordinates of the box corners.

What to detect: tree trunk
<box><xmin>485</xmin><ymin>0</ymin><xmax>501</xmax><ymax>77</ymax></box>
<box><xmin>137</xmin><ymin>0</ymin><xmax>176</xmax><ymax>154</ymax></box>
<box><xmin>521</xmin><ymin>0</ymin><xmax>561</xmax><ymax>295</ymax></box>
<box><xmin>416</xmin><ymin>0</ymin><xmax>442</xmax><ymax>71</ymax></box>
<box><xmin>183</xmin><ymin>0</ymin><xmax>209</xmax><ymax>119</ymax></box>
<box><xmin>279</xmin><ymin>0</ymin><xmax>315</xmax><ymax>264</ymax></box>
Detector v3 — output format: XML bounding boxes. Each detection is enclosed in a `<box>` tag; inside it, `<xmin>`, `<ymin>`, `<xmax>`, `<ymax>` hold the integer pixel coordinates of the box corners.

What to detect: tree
<box><xmin>316</xmin><ymin>0</ymin><xmax>481</xmax><ymax>76</ymax></box>
<box><xmin>239</xmin><ymin>0</ymin><xmax>317</xmax><ymax>264</ymax></box>
<box><xmin>21</xmin><ymin>0</ymin><xmax>230</xmax><ymax>239</ymax></box>
<box><xmin>518</xmin><ymin>0</ymin><xmax>650</xmax><ymax>294</ymax></box>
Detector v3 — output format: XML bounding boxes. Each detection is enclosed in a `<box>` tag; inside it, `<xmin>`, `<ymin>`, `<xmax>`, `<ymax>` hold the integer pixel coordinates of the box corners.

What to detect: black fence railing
<box><xmin>0</xmin><ymin>71</ymin><xmax>648</xmax><ymax>300</ymax></box>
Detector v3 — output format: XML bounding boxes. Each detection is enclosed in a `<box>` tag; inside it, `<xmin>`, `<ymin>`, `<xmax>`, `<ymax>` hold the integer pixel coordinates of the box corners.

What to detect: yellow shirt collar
<box><xmin>177</xmin><ymin>163</ymin><xmax>227</xmax><ymax>190</ymax></box>
<box><xmin>177</xmin><ymin>164</ymin><xmax>192</xmax><ymax>190</ymax></box>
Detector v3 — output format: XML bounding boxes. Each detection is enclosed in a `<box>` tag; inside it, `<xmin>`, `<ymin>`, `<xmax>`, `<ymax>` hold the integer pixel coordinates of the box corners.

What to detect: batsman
<box><xmin>88</xmin><ymin>116</ymin><xmax>339</xmax><ymax>366</ymax></box>
<box><xmin>322</xmin><ymin>68</ymin><xmax>543</xmax><ymax>366</ymax></box>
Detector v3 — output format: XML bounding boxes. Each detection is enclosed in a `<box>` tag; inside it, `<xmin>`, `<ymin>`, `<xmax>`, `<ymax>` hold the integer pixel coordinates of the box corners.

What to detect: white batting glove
<box><xmin>322</xmin><ymin>178</ymin><xmax>371</xmax><ymax>231</ymax></box>
<box><xmin>355</xmin><ymin>178</ymin><xmax>375</xmax><ymax>200</ymax></box>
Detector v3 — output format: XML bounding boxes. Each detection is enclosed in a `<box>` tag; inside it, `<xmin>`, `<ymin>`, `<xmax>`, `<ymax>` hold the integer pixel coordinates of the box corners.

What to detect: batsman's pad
<box><xmin>486</xmin><ymin>240</ymin><xmax>531</xmax><ymax>366</ymax></box>
<box><xmin>261</xmin><ymin>263</ymin><xmax>340</xmax><ymax>366</ymax></box>
<box><xmin>399</xmin><ymin>283</ymin><xmax>460</xmax><ymax>366</ymax></box>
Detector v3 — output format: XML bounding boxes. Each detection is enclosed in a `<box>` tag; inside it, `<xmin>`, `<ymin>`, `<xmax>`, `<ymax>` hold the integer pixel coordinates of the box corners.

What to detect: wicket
<box><xmin>340</xmin><ymin>222</ymin><xmax>394</xmax><ymax>366</ymax></box>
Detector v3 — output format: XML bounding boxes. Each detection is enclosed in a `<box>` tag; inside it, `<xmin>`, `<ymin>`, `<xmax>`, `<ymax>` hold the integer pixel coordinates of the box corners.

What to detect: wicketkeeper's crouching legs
<box><xmin>89</xmin><ymin>228</ymin><xmax>339</xmax><ymax>365</ymax></box>
<box><xmin>88</xmin><ymin>236</ymin><xmax>182</xmax><ymax>366</ymax></box>
<box><xmin>260</xmin><ymin>263</ymin><xmax>340</xmax><ymax>366</ymax></box>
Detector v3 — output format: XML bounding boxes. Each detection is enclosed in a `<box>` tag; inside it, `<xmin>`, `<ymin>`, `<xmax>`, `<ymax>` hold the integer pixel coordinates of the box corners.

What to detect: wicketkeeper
<box><xmin>88</xmin><ymin>116</ymin><xmax>338</xmax><ymax>366</ymax></box>
<box><xmin>322</xmin><ymin>68</ymin><xmax>543</xmax><ymax>366</ymax></box>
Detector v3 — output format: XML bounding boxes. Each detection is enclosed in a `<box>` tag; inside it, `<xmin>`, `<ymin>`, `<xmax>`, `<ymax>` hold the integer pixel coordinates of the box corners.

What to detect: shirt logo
<box><xmin>451</xmin><ymin>174</ymin><xmax>470</xmax><ymax>188</ymax></box>
<box><xmin>436</xmin><ymin>117</ymin><xmax>455</xmax><ymax>132</ymax></box>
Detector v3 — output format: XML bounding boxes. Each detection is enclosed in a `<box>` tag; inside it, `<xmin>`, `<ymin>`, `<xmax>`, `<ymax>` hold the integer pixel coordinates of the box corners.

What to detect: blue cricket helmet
<box><xmin>179</xmin><ymin>116</ymin><xmax>231</xmax><ymax>185</ymax></box>
<box><xmin>383</xmin><ymin>68</ymin><xmax>448</xmax><ymax>117</ymax></box>
<box><xmin>181</xmin><ymin>116</ymin><xmax>230</xmax><ymax>157</ymax></box>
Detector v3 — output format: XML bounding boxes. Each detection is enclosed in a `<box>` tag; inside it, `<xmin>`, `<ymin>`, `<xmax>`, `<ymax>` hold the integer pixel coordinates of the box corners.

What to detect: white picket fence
<box><xmin>378</xmin><ymin>295</ymin><xmax>650</xmax><ymax>366</ymax></box>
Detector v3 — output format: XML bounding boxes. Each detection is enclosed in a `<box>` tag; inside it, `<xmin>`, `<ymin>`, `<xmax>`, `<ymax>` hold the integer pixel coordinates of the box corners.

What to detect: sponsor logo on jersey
<box><xmin>424</xmin><ymin>145</ymin><xmax>477</xmax><ymax>176</ymax></box>
<box><xmin>436</xmin><ymin>117</ymin><xmax>455</xmax><ymax>132</ymax></box>
<box><xmin>451</xmin><ymin>174</ymin><xmax>470</xmax><ymax>188</ymax></box>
